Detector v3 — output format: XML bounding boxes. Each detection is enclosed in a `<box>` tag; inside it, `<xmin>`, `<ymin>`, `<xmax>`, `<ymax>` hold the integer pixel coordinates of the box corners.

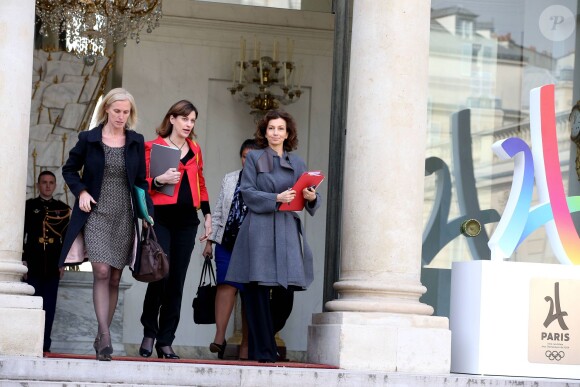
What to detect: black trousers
<box><xmin>243</xmin><ymin>284</ymin><xmax>294</xmax><ymax>362</ymax></box>
<box><xmin>140</xmin><ymin>221</ymin><xmax>198</xmax><ymax>346</ymax></box>
<box><xmin>27</xmin><ymin>275</ymin><xmax>60</xmax><ymax>352</ymax></box>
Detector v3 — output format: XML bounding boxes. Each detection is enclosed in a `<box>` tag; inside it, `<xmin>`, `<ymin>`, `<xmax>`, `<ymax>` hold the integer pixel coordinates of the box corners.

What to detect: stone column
<box><xmin>0</xmin><ymin>0</ymin><xmax>44</xmax><ymax>356</ymax></box>
<box><xmin>308</xmin><ymin>0</ymin><xmax>451</xmax><ymax>372</ymax></box>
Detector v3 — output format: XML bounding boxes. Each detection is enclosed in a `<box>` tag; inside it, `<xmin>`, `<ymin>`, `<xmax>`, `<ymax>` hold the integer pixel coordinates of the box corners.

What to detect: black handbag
<box><xmin>192</xmin><ymin>256</ymin><xmax>217</xmax><ymax>324</ymax></box>
<box><xmin>132</xmin><ymin>226</ymin><xmax>169</xmax><ymax>283</ymax></box>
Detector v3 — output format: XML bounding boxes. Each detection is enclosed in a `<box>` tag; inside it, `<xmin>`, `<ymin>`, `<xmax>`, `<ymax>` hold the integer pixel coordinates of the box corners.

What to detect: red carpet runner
<box><xmin>44</xmin><ymin>352</ymin><xmax>337</xmax><ymax>369</ymax></box>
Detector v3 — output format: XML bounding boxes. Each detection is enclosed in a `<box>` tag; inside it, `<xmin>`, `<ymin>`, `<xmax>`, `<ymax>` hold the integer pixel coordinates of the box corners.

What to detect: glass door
<box><xmin>422</xmin><ymin>0</ymin><xmax>579</xmax><ymax>315</ymax></box>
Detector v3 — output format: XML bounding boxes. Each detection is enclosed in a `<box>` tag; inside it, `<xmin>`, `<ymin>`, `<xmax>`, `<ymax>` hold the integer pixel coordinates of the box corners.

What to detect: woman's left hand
<box><xmin>199</xmin><ymin>214</ymin><xmax>212</xmax><ymax>242</ymax></box>
<box><xmin>202</xmin><ymin>241</ymin><xmax>213</xmax><ymax>259</ymax></box>
<box><xmin>303</xmin><ymin>186</ymin><xmax>317</xmax><ymax>202</ymax></box>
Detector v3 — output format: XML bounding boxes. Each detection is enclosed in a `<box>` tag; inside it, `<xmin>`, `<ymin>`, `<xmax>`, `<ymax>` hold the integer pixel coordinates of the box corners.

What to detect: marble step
<box><xmin>0</xmin><ymin>356</ymin><xmax>578</xmax><ymax>387</ymax></box>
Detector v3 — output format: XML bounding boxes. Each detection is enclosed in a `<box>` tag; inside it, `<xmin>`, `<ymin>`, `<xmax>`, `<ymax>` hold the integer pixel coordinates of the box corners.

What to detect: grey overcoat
<box><xmin>225</xmin><ymin>147</ymin><xmax>320</xmax><ymax>289</ymax></box>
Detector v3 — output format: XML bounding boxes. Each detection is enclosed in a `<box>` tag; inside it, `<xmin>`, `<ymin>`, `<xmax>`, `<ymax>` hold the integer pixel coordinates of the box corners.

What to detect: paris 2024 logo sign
<box><xmin>489</xmin><ymin>84</ymin><xmax>580</xmax><ymax>265</ymax></box>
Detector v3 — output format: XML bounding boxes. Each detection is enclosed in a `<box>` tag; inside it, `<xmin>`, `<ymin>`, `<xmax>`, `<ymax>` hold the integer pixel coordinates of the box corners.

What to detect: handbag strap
<box><xmin>146</xmin><ymin>226</ymin><xmax>158</xmax><ymax>241</ymax></box>
<box><xmin>198</xmin><ymin>256</ymin><xmax>216</xmax><ymax>286</ymax></box>
<box><xmin>204</xmin><ymin>257</ymin><xmax>216</xmax><ymax>285</ymax></box>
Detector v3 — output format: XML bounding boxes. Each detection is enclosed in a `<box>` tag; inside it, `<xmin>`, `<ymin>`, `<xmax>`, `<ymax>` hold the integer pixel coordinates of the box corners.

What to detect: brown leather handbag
<box><xmin>132</xmin><ymin>227</ymin><xmax>169</xmax><ymax>283</ymax></box>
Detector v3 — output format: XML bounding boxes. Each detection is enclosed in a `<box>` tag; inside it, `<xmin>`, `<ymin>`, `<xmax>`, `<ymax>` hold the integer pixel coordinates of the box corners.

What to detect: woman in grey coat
<box><xmin>226</xmin><ymin>110</ymin><xmax>321</xmax><ymax>362</ymax></box>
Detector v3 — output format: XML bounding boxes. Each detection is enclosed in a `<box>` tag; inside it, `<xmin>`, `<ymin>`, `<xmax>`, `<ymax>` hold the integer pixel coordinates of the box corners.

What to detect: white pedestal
<box><xmin>450</xmin><ymin>260</ymin><xmax>580</xmax><ymax>379</ymax></box>
<box><xmin>0</xmin><ymin>294</ymin><xmax>44</xmax><ymax>356</ymax></box>
<box><xmin>307</xmin><ymin>312</ymin><xmax>450</xmax><ymax>373</ymax></box>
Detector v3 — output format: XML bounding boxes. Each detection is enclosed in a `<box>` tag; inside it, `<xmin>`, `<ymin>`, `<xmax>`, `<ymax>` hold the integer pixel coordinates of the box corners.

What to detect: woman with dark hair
<box><xmin>203</xmin><ymin>138</ymin><xmax>258</xmax><ymax>360</ymax></box>
<box><xmin>60</xmin><ymin>87</ymin><xmax>153</xmax><ymax>361</ymax></box>
<box><xmin>139</xmin><ymin>100</ymin><xmax>212</xmax><ymax>359</ymax></box>
<box><xmin>226</xmin><ymin>110</ymin><xmax>321</xmax><ymax>363</ymax></box>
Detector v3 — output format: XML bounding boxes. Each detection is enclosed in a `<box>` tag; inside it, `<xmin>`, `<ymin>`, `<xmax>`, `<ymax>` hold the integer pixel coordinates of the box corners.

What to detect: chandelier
<box><xmin>35</xmin><ymin>0</ymin><xmax>163</xmax><ymax>58</ymax></box>
<box><xmin>228</xmin><ymin>37</ymin><xmax>303</xmax><ymax>120</ymax></box>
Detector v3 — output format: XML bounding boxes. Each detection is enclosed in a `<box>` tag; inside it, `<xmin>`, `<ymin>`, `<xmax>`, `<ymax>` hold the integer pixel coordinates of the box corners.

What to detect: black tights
<box><xmin>91</xmin><ymin>262</ymin><xmax>123</xmax><ymax>335</ymax></box>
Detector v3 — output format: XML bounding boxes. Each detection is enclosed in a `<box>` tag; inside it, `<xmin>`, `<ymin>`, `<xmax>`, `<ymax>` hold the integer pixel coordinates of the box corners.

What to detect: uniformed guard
<box><xmin>23</xmin><ymin>170</ymin><xmax>71</xmax><ymax>353</ymax></box>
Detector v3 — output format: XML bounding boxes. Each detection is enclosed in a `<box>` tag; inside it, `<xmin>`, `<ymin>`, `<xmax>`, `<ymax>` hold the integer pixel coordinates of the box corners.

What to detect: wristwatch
<box><xmin>153</xmin><ymin>177</ymin><xmax>164</xmax><ymax>188</ymax></box>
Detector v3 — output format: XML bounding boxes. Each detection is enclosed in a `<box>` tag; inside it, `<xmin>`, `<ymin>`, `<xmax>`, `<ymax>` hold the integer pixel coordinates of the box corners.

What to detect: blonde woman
<box><xmin>60</xmin><ymin>88</ymin><xmax>153</xmax><ymax>361</ymax></box>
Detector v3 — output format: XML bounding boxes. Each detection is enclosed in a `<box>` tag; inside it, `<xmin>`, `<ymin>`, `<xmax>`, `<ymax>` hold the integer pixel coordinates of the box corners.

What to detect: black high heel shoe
<box><xmin>209</xmin><ymin>340</ymin><xmax>227</xmax><ymax>360</ymax></box>
<box><xmin>139</xmin><ymin>337</ymin><xmax>154</xmax><ymax>357</ymax></box>
<box><xmin>95</xmin><ymin>332</ymin><xmax>113</xmax><ymax>361</ymax></box>
<box><xmin>155</xmin><ymin>344</ymin><xmax>180</xmax><ymax>359</ymax></box>
<box><xmin>93</xmin><ymin>336</ymin><xmax>99</xmax><ymax>357</ymax></box>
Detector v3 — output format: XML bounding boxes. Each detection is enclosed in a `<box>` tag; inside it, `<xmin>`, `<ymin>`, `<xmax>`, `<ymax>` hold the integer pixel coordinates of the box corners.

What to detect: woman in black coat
<box><xmin>59</xmin><ymin>88</ymin><xmax>153</xmax><ymax>361</ymax></box>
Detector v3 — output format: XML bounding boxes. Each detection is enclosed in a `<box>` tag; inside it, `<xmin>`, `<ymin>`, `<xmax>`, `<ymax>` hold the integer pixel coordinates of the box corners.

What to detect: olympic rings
<box><xmin>545</xmin><ymin>350</ymin><xmax>565</xmax><ymax>361</ymax></box>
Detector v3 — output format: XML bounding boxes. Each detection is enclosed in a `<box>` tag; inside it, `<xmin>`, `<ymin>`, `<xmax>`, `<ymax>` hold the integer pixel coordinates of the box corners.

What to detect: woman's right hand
<box><xmin>202</xmin><ymin>241</ymin><xmax>213</xmax><ymax>259</ymax></box>
<box><xmin>79</xmin><ymin>191</ymin><xmax>96</xmax><ymax>212</ymax></box>
<box><xmin>156</xmin><ymin>168</ymin><xmax>181</xmax><ymax>185</ymax></box>
<box><xmin>277</xmin><ymin>188</ymin><xmax>296</xmax><ymax>204</ymax></box>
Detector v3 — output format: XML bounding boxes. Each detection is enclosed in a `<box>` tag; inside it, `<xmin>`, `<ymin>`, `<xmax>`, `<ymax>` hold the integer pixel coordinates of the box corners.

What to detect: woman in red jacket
<box><xmin>139</xmin><ymin>100</ymin><xmax>212</xmax><ymax>359</ymax></box>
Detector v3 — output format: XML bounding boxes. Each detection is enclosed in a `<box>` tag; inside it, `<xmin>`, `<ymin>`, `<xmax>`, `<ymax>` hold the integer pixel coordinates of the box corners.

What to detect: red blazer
<box><xmin>145</xmin><ymin>136</ymin><xmax>209</xmax><ymax>208</ymax></box>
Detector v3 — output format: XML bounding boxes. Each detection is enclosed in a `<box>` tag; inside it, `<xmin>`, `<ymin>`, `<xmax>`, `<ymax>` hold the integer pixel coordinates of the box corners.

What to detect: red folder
<box><xmin>280</xmin><ymin>171</ymin><xmax>325</xmax><ymax>211</ymax></box>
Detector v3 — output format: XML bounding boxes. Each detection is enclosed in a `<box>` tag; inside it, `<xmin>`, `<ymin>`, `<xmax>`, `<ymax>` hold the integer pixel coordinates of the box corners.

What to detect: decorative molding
<box><xmin>129</xmin><ymin>15</ymin><xmax>333</xmax><ymax>56</ymax></box>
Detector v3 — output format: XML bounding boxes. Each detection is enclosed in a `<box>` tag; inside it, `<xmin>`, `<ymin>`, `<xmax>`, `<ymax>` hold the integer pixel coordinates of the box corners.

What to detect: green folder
<box><xmin>134</xmin><ymin>186</ymin><xmax>154</xmax><ymax>225</ymax></box>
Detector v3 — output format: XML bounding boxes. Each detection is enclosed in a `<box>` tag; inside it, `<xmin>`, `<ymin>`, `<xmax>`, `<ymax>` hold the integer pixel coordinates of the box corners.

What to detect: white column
<box><xmin>308</xmin><ymin>0</ymin><xmax>451</xmax><ymax>372</ymax></box>
<box><xmin>0</xmin><ymin>0</ymin><xmax>44</xmax><ymax>356</ymax></box>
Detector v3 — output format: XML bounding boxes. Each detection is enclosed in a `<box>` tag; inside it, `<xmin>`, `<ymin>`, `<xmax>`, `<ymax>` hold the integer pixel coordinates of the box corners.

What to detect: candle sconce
<box><xmin>228</xmin><ymin>37</ymin><xmax>303</xmax><ymax>121</ymax></box>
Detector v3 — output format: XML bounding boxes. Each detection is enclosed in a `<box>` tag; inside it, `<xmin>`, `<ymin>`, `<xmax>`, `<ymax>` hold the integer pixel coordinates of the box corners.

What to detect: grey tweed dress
<box><xmin>84</xmin><ymin>143</ymin><xmax>134</xmax><ymax>269</ymax></box>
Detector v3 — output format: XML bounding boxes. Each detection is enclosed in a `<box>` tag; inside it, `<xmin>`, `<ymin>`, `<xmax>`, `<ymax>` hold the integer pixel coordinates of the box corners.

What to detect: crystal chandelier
<box><xmin>35</xmin><ymin>0</ymin><xmax>163</xmax><ymax>57</ymax></box>
<box><xmin>228</xmin><ymin>37</ymin><xmax>303</xmax><ymax>120</ymax></box>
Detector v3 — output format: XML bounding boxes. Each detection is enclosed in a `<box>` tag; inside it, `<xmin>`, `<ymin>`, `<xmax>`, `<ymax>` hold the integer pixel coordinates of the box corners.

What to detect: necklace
<box><xmin>168</xmin><ymin>137</ymin><xmax>186</xmax><ymax>150</ymax></box>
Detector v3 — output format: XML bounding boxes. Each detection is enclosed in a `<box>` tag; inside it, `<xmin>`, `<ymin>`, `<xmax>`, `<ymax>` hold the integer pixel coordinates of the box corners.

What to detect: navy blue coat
<box><xmin>59</xmin><ymin>125</ymin><xmax>153</xmax><ymax>267</ymax></box>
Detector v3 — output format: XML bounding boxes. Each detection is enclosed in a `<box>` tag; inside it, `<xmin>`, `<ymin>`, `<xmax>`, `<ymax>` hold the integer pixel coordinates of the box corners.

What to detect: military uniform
<box><xmin>23</xmin><ymin>197</ymin><xmax>70</xmax><ymax>352</ymax></box>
